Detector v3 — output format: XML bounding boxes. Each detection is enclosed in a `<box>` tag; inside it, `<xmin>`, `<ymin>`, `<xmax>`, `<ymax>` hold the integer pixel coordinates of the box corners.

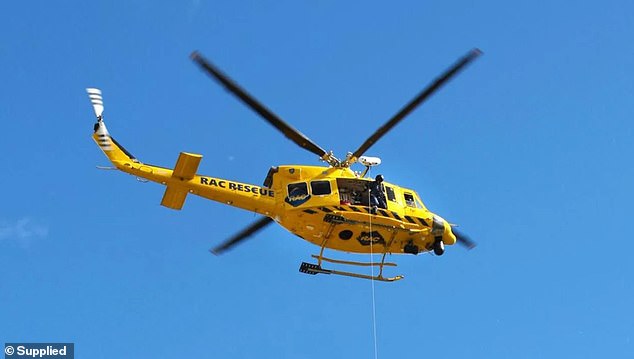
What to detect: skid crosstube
<box><xmin>299</xmin><ymin>262</ymin><xmax>404</xmax><ymax>282</ymax></box>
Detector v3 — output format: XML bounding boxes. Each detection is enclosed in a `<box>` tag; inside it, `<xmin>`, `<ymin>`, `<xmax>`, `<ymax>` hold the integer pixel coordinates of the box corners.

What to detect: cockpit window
<box><xmin>404</xmin><ymin>192</ymin><xmax>416</xmax><ymax>208</ymax></box>
<box><xmin>311</xmin><ymin>180</ymin><xmax>331</xmax><ymax>195</ymax></box>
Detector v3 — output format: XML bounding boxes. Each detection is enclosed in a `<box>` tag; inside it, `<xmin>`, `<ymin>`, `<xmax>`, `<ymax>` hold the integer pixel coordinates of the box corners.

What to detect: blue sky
<box><xmin>1</xmin><ymin>1</ymin><xmax>633</xmax><ymax>358</ymax></box>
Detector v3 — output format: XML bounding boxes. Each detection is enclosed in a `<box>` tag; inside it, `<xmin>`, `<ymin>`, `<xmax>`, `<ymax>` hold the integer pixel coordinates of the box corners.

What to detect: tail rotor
<box><xmin>86</xmin><ymin>88</ymin><xmax>104</xmax><ymax>120</ymax></box>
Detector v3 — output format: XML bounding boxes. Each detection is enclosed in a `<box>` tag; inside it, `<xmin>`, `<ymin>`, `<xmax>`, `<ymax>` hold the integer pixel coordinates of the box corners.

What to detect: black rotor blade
<box><xmin>210</xmin><ymin>216</ymin><xmax>274</xmax><ymax>255</ymax></box>
<box><xmin>350</xmin><ymin>48</ymin><xmax>482</xmax><ymax>161</ymax></box>
<box><xmin>453</xmin><ymin>228</ymin><xmax>477</xmax><ymax>250</ymax></box>
<box><xmin>191</xmin><ymin>51</ymin><xmax>328</xmax><ymax>158</ymax></box>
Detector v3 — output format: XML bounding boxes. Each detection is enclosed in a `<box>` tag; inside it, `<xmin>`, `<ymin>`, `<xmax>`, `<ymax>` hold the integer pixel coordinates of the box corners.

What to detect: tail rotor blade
<box><xmin>211</xmin><ymin>216</ymin><xmax>274</xmax><ymax>255</ymax></box>
<box><xmin>86</xmin><ymin>88</ymin><xmax>104</xmax><ymax>119</ymax></box>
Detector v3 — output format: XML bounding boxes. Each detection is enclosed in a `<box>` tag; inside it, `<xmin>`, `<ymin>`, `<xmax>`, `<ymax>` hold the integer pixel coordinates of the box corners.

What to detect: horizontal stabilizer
<box><xmin>161</xmin><ymin>186</ymin><xmax>188</xmax><ymax>210</ymax></box>
<box><xmin>172</xmin><ymin>152</ymin><xmax>202</xmax><ymax>180</ymax></box>
<box><xmin>160</xmin><ymin>152</ymin><xmax>203</xmax><ymax>210</ymax></box>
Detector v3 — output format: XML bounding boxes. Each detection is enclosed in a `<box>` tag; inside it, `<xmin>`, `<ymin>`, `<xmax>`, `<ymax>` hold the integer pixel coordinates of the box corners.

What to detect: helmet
<box><xmin>375</xmin><ymin>174</ymin><xmax>384</xmax><ymax>183</ymax></box>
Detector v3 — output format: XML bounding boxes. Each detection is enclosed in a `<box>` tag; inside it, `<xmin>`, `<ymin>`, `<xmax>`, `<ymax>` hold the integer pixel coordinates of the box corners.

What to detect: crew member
<box><xmin>368</xmin><ymin>174</ymin><xmax>387</xmax><ymax>212</ymax></box>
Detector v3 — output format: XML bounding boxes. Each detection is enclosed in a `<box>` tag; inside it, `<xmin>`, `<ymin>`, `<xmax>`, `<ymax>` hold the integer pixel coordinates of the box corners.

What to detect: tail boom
<box><xmin>87</xmin><ymin>88</ymin><xmax>275</xmax><ymax>216</ymax></box>
<box><xmin>125</xmin><ymin>159</ymin><xmax>277</xmax><ymax>216</ymax></box>
<box><xmin>93</xmin><ymin>133</ymin><xmax>276</xmax><ymax>215</ymax></box>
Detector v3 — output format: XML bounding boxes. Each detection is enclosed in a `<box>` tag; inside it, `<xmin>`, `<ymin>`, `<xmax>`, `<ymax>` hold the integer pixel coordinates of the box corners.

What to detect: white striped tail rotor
<box><xmin>86</xmin><ymin>88</ymin><xmax>104</xmax><ymax>120</ymax></box>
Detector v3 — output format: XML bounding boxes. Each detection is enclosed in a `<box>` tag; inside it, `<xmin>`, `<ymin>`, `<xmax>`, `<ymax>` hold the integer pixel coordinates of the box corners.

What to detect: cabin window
<box><xmin>311</xmin><ymin>180</ymin><xmax>331</xmax><ymax>195</ymax></box>
<box><xmin>287</xmin><ymin>182</ymin><xmax>308</xmax><ymax>197</ymax></box>
<box><xmin>385</xmin><ymin>186</ymin><xmax>396</xmax><ymax>202</ymax></box>
<box><xmin>404</xmin><ymin>192</ymin><xmax>416</xmax><ymax>208</ymax></box>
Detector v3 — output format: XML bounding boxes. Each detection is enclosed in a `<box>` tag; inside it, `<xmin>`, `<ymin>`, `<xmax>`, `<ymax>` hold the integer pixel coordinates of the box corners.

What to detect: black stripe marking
<box><xmin>378</xmin><ymin>209</ymin><xmax>389</xmax><ymax>217</ymax></box>
<box><xmin>334</xmin><ymin>206</ymin><xmax>347</xmax><ymax>211</ymax></box>
<box><xmin>303</xmin><ymin>209</ymin><xmax>317</xmax><ymax>214</ymax></box>
<box><xmin>350</xmin><ymin>206</ymin><xmax>362</xmax><ymax>212</ymax></box>
<box><xmin>391</xmin><ymin>212</ymin><xmax>402</xmax><ymax>220</ymax></box>
<box><xmin>416</xmin><ymin>217</ymin><xmax>429</xmax><ymax>226</ymax></box>
<box><xmin>320</xmin><ymin>207</ymin><xmax>333</xmax><ymax>213</ymax></box>
<box><xmin>404</xmin><ymin>216</ymin><xmax>416</xmax><ymax>224</ymax></box>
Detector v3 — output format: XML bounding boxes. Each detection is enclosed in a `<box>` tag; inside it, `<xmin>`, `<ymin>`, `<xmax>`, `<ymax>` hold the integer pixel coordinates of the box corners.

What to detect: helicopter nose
<box><xmin>445</xmin><ymin>227</ymin><xmax>457</xmax><ymax>245</ymax></box>
<box><xmin>434</xmin><ymin>216</ymin><xmax>476</xmax><ymax>249</ymax></box>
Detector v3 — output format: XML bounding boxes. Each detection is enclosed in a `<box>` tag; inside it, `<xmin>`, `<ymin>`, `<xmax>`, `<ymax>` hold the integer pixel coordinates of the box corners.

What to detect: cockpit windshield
<box><xmin>413</xmin><ymin>192</ymin><xmax>426</xmax><ymax>210</ymax></box>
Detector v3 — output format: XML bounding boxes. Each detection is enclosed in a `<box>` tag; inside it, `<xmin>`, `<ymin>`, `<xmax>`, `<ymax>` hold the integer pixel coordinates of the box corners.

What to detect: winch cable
<box><xmin>366</xmin><ymin>169</ymin><xmax>379</xmax><ymax>359</ymax></box>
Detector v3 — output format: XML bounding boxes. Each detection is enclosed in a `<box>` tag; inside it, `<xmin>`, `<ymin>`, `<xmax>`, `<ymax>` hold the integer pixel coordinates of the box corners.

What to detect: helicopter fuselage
<box><xmin>99</xmin><ymin>141</ymin><xmax>456</xmax><ymax>255</ymax></box>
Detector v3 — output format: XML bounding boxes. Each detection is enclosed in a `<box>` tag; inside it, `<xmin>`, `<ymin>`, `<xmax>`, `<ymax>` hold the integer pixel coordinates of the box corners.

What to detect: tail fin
<box><xmin>86</xmin><ymin>88</ymin><xmax>138</xmax><ymax>165</ymax></box>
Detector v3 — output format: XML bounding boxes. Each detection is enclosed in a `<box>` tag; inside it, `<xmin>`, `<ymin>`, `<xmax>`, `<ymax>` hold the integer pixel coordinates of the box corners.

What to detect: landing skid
<box><xmin>300</xmin><ymin>213</ymin><xmax>405</xmax><ymax>282</ymax></box>
<box><xmin>299</xmin><ymin>262</ymin><xmax>404</xmax><ymax>282</ymax></box>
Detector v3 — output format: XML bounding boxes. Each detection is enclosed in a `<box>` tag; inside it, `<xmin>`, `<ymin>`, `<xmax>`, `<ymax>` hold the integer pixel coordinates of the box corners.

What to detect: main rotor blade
<box><xmin>191</xmin><ymin>51</ymin><xmax>328</xmax><ymax>158</ymax></box>
<box><xmin>349</xmin><ymin>48</ymin><xmax>482</xmax><ymax>162</ymax></box>
<box><xmin>453</xmin><ymin>228</ymin><xmax>477</xmax><ymax>250</ymax></box>
<box><xmin>210</xmin><ymin>216</ymin><xmax>274</xmax><ymax>255</ymax></box>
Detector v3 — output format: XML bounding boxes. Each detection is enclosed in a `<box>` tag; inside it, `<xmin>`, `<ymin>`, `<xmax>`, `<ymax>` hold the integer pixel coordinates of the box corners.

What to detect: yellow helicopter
<box><xmin>86</xmin><ymin>49</ymin><xmax>480</xmax><ymax>282</ymax></box>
